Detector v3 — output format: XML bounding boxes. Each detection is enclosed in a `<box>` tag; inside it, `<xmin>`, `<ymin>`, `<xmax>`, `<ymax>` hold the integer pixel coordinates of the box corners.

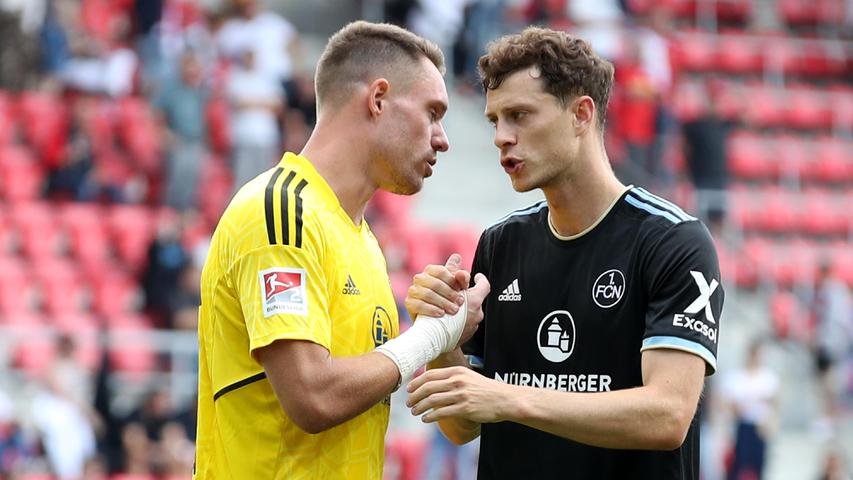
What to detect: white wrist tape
<box><xmin>375</xmin><ymin>292</ymin><xmax>468</xmax><ymax>382</ymax></box>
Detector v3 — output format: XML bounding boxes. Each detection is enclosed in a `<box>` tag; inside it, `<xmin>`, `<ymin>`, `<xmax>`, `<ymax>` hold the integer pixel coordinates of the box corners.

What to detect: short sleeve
<box><xmin>234</xmin><ymin>240</ymin><xmax>331</xmax><ymax>354</ymax></box>
<box><xmin>640</xmin><ymin>221</ymin><xmax>724</xmax><ymax>375</ymax></box>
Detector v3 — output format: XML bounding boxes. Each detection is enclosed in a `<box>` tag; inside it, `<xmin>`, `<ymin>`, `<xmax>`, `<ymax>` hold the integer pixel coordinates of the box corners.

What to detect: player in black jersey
<box><xmin>404</xmin><ymin>27</ymin><xmax>723</xmax><ymax>479</ymax></box>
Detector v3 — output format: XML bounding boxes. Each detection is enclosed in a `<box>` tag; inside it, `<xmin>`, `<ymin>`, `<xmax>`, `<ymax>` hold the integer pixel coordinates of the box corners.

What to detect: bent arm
<box><xmin>428</xmin><ymin>349</ymin><xmax>482</xmax><ymax>445</ymax></box>
<box><xmin>507</xmin><ymin>349</ymin><xmax>705</xmax><ymax>450</ymax></box>
<box><xmin>256</xmin><ymin>339</ymin><xmax>399</xmax><ymax>434</ymax></box>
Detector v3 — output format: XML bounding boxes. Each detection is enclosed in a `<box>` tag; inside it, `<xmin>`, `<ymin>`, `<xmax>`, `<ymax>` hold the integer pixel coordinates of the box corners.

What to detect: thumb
<box><xmin>469</xmin><ymin>273</ymin><xmax>491</xmax><ymax>302</ymax></box>
<box><xmin>445</xmin><ymin>253</ymin><xmax>462</xmax><ymax>272</ymax></box>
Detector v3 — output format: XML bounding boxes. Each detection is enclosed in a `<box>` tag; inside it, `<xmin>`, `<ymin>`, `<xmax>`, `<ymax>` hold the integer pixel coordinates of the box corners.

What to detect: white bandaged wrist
<box><xmin>375</xmin><ymin>292</ymin><xmax>468</xmax><ymax>384</ymax></box>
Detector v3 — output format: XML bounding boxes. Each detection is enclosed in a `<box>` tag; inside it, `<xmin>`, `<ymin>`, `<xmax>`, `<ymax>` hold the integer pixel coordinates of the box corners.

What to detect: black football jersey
<box><xmin>463</xmin><ymin>186</ymin><xmax>723</xmax><ymax>480</ymax></box>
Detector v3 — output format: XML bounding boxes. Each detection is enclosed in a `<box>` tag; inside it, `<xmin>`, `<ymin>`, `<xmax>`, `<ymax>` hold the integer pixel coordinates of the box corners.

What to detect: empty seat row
<box><xmin>717</xmin><ymin>237</ymin><xmax>853</xmax><ymax>288</ymax></box>
<box><xmin>728</xmin><ymin>185</ymin><xmax>852</xmax><ymax>236</ymax></box>
<box><xmin>674</xmin><ymin>80</ymin><xmax>853</xmax><ymax>131</ymax></box>
<box><xmin>727</xmin><ymin>132</ymin><xmax>852</xmax><ymax>182</ymax></box>
<box><xmin>674</xmin><ymin>30</ymin><xmax>850</xmax><ymax>77</ymax></box>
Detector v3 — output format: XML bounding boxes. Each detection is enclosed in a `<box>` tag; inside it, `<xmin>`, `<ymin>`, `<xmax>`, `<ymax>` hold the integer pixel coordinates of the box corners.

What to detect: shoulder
<box><xmin>220</xmin><ymin>164</ymin><xmax>324</xmax><ymax>254</ymax></box>
<box><xmin>621</xmin><ymin>186</ymin><xmax>698</xmax><ymax>231</ymax></box>
<box><xmin>482</xmin><ymin>200</ymin><xmax>548</xmax><ymax>239</ymax></box>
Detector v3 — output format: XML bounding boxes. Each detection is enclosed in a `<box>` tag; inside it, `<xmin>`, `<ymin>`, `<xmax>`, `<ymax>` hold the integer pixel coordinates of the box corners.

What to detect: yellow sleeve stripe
<box><xmin>264</xmin><ymin>167</ymin><xmax>310</xmax><ymax>247</ymax></box>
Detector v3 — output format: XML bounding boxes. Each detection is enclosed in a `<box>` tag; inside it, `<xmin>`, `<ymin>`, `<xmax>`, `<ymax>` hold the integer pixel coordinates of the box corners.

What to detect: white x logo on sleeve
<box><xmin>684</xmin><ymin>271</ymin><xmax>719</xmax><ymax>324</ymax></box>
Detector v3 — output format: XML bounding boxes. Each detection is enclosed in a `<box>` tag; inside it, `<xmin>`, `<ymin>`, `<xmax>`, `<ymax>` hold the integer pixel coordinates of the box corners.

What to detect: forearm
<box><xmin>428</xmin><ymin>349</ymin><xmax>482</xmax><ymax>444</ymax></box>
<box><xmin>261</xmin><ymin>344</ymin><xmax>399</xmax><ymax>434</ymax></box>
<box><xmin>506</xmin><ymin>384</ymin><xmax>696</xmax><ymax>450</ymax></box>
<box><xmin>311</xmin><ymin>352</ymin><xmax>400</xmax><ymax>428</ymax></box>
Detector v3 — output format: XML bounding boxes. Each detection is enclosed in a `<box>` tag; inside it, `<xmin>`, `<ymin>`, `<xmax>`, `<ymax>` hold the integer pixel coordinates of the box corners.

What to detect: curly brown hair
<box><xmin>479</xmin><ymin>27</ymin><xmax>614</xmax><ymax>130</ymax></box>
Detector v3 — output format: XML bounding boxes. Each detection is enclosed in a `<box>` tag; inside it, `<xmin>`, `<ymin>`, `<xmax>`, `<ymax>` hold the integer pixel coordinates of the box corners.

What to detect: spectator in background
<box><xmin>819</xmin><ymin>446</ymin><xmax>852</xmax><ymax>480</ymax></box>
<box><xmin>682</xmin><ymin>80</ymin><xmax>729</xmax><ymax>233</ymax></box>
<box><xmin>721</xmin><ymin>339</ymin><xmax>779</xmax><ymax>480</ymax></box>
<box><xmin>615</xmin><ymin>39</ymin><xmax>660</xmax><ymax>188</ymax></box>
<box><xmin>118</xmin><ymin>422</ymin><xmax>151</xmax><ymax>475</ymax></box>
<box><xmin>58</xmin><ymin>14</ymin><xmax>138</xmax><ymax>97</ymax></box>
<box><xmin>48</xmin><ymin>96</ymin><xmax>95</xmax><ymax>201</ymax></box>
<box><xmin>384</xmin><ymin>0</ymin><xmax>417</xmax><ymax>26</ymax></box>
<box><xmin>32</xmin><ymin>356</ymin><xmax>98</xmax><ymax>479</ymax></box>
<box><xmin>566</xmin><ymin>0</ymin><xmax>625</xmax><ymax>61</ymax></box>
<box><xmin>154</xmin><ymin>50</ymin><xmax>209</xmax><ymax>210</ymax></box>
<box><xmin>0</xmin><ymin>0</ymin><xmax>44</xmax><ymax>90</ymax></box>
<box><xmin>810</xmin><ymin>259</ymin><xmax>853</xmax><ymax>436</ymax></box>
<box><xmin>0</xmin><ymin>389</ymin><xmax>34</xmax><ymax>475</ymax></box>
<box><xmin>217</xmin><ymin>0</ymin><xmax>299</xmax><ymax>95</ymax></box>
<box><xmin>225</xmin><ymin>47</ymin><xmax>282</xmax><ymax>188</ymax></box>
<box><xmin>142</xmin><ymin>212</ymin><xmax>190</xmax><ymax>327</ymax></box>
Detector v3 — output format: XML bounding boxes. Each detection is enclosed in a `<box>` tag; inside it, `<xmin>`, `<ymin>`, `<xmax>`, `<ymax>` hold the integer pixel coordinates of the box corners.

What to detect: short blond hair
<box><xmin>315</xmin><ymin>21</ymin><xmax>445</xmax><ymax>109</ymax></box>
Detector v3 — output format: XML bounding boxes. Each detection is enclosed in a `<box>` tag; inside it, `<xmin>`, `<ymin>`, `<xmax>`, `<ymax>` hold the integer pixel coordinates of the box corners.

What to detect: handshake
<box><xmin>375</xmin><ymin>254</ymin><xmax>490</xmax><ymax>383</ymax></box>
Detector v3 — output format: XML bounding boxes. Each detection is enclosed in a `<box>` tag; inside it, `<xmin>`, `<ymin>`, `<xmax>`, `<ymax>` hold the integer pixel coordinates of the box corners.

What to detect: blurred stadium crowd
<box><xmin>0</xmin><ymin>0</ymin><xmax>850</xmax><ymax>479</ymax></box>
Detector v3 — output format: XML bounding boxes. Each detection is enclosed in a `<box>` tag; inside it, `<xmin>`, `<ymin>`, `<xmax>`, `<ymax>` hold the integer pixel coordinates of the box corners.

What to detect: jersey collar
<box><xmin>547</xmin><ymin>185</ymin><xmax>632</xmax><ymax>241</ymax></box>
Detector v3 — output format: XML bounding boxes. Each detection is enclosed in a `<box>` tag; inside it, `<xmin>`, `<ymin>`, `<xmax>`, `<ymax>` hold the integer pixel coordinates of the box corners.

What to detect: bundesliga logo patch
<box><xmin>259</xmin><ymin>267</ymin><xmax>308</xmax><ymax>317</ymax></box>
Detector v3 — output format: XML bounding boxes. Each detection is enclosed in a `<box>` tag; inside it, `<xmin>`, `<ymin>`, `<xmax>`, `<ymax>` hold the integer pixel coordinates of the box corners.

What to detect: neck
<box><xmin>300</xmin><ymin>114</ymin><xmax>376</xmax><ymax>225</ymax></box>
<box><xmin>543</xmin><ymin>140</ymin><xmax>625</xmax><ymax>237</ymax></box>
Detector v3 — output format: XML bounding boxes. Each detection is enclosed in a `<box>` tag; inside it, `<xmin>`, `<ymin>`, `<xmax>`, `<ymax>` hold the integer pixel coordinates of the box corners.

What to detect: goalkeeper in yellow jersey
<box><xmin>193</xmin><ymin>20</ymin><xmax>490</xmax><ymax>480</ymax></box>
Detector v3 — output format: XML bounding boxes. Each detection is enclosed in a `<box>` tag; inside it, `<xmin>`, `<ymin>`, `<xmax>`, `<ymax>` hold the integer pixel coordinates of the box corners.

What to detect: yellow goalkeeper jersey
<box><xmin>194</xmin><ymin>152</ymin><xmax>399</xmax><ymax>480</ymax></box>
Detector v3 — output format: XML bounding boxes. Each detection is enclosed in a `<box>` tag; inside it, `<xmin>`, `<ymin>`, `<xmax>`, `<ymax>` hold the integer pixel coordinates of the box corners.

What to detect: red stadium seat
<box><xmin>786</xmin><ymin>87</ymin><xmax>832</xmax><ymax>130</ymax></box>
<box><xmin>827</xmin><ymin>242</ymin><xmax>853</xmax><ymax>286</ymax></box>
<box><xmin>402</xmin><ymin>222</ymin><xmax>444</xmax><ymax>275</ymax></box>
<box><xmin>774</xmin><ymin>135</ymin><xmax>810</xmax><ymax>182</ymax></box>
<box><xmin>830</xmin><ymin>90</ymin><xmax>853</xmax><ymax>132</ymax></box>
<box><xmin>769</xmin><ymin>290</ymin><xmax>805</xmax><ymax>339</ymax></box>
<box><xmin>61</xmin><ymin>203</ymin><xmax>113</xmax><ymax>265</ymax></box>
<box><xmin>441</xmin><ymin>224</ymin><xmax>481</xmax><ymax>272</ymax></box>
<box><xmin>109</xmin><ymin>205</ymin><xmax>155</xmax><ymax>272</ymax></box>
<box><xmin>370</xmin><ymin>189</ymin><xmax>414</xmax><ymax>225</ymax></box>
<box><xmin>10</xmin><ymin>202</ymin><xmax>62</xmax><ymax>259</ymax></box>
<box><xmin>32</xmin><ymin>258</ymin><xmax>86</xmax><ymax>314</ymax></box>
<box><xmin>801</xmin><ymin>40</ymin><xmax>847</xmax><ymax>77</ymax></box>
<box><xmin>674</xmin><ymin>31</ymin><xmax>717</xmax><ymax>73</ymax></box>
<box><xmin>800</xmin><ymin>189</ymin><xmax>846</xmax><ymax>236</ymax></box>
<box><xmin>107</xmin><ymin>318</ymin><xmax>156</xmax><ymax>377</ymax></box>
<box><xmin>91</xmin><ymin>270</ymin><xmax>141</xmax><ymax>317</ymax></box>
<box><xmin>0</xmin><ymin>147</ymin><xmax>45</xmax><ymax>203</ymax></box>
<box><xmin>728</xmin><ymin>132</ymin><xmax>771</xmax><ymax>180</ymax></box>
<box><xmin>815</xmin><ymin>136</ymin><xmax>852</xmax><ymax>183</ymax></box>
<box><xmin>12</xmin><ymin>325</ymin><xmax>56</xmax><ymax>378</ymax></box>
<box><xmin>197</xmin><ymin>156</ymin><xmax>234</xmax><ymax>225</ymax></box>
<box><xmin>206</xmin><ymin>97</ymin><xmax>231</xmax><ymax>153</ymax></box>
<box><xmin>779</xmin><ymin>0</ymin><xmax>817</xmax><ymax>25</ymax></box>
<box><xmin>717</xmin><ymin>34</ymin><xmax>762</xmax><ymax>74</ymax></box>
<box><xmin>743</xmin><ymin>85</ymin><xmax>784</xmax><ymax>128</ymax></box>
<box><xmin>728</xmin><ymin>186</ymin><xmax>763</xmax><ymax>232</ymax></box>
<box><xmin>759</xmin><ymin>186</ymin><xmax>799</xmax><ymax>234</ymax></box>
<box><xmin>672</xmin><ymin>80</ymin><xmax>705</xmax><ymax>122</ymax></box>
<box><xmin>16</xmin><ymin>91</ymin><xmax>69</xmax><ymax>168</ymax></box>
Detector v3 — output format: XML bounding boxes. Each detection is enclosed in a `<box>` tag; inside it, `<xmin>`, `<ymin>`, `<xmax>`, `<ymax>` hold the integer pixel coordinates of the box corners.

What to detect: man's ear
<box><xmin>367</xmin><ymin>78</ymin><xmax>391</xmax><ymax>119</ymax></box>
<box><xmin>573</xmin><ymin>96</ymin><xmax>595</xmax><ymax>134</ymax></box>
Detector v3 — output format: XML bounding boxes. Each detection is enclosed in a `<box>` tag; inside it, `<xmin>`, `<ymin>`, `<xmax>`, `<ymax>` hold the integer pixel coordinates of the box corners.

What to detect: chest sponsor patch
<box><xmin>259</xmin><ymin>267</ymin><xmax>307</xmax><ymax>317</ymax></box>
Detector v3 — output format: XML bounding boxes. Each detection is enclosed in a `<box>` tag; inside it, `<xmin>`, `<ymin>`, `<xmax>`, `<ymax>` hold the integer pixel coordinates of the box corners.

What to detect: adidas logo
<box><xmin>498</xmin><ymin>278</ymin><xmax>522</xmax><ymax>302</ymax></box>
<box><xmin>342</xmin><ymin>275</ymin><xmax>361</xmax><ymax>295</ymax></box>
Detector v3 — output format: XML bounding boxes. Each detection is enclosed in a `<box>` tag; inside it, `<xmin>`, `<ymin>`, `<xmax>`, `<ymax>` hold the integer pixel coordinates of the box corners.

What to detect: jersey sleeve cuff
<box><xmin>641</xmin><ymin>336</ymin><xmax>717</xmax><ymax>375</ymax></box>
<box><xmin>250</xmin><ymin>330</ymin><xmax>331</xmax><ymax>354</ymax></box>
